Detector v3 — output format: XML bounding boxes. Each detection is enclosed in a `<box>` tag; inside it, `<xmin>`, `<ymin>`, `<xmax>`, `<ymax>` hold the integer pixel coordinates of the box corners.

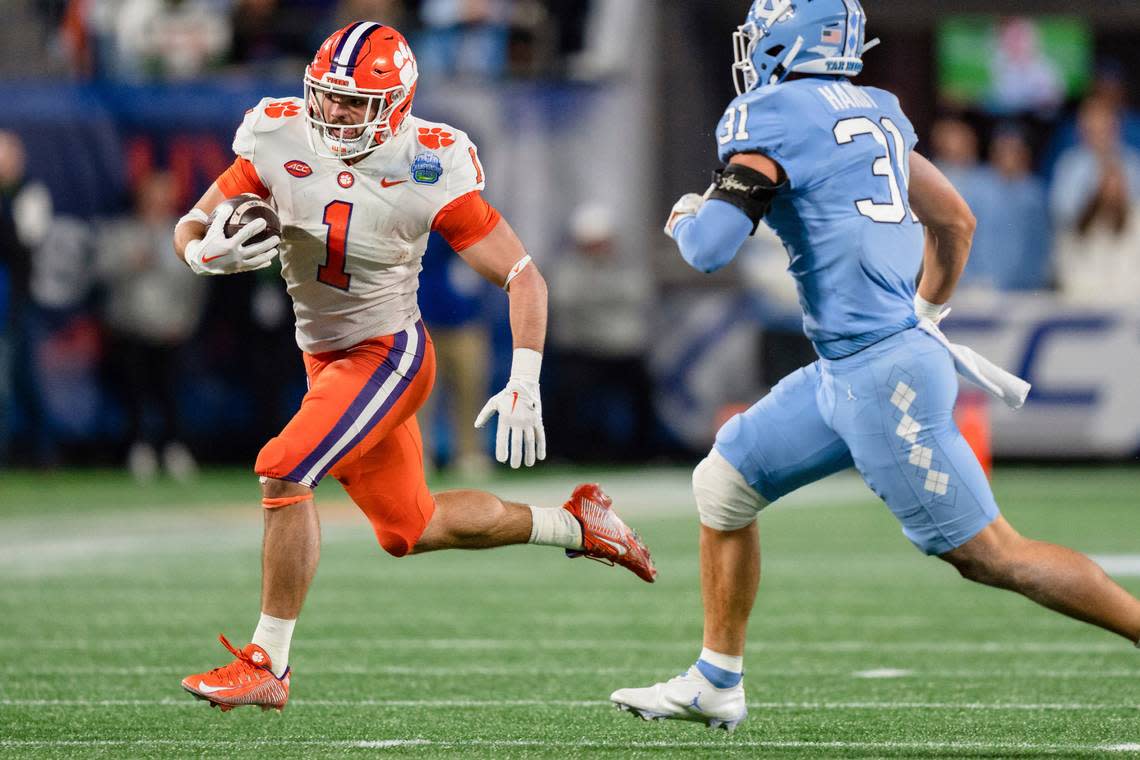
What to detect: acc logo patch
<box><xmin>284</xmin><ymin>160</ymin><xmax>313</xmax><ymax>178</ymax></box>
<box><xmin>411</xmin><ymin>152</ymin><xmax>443</xmax><ymax>185</ymax></box>
<box><xmin>338</xmin><ymin>171</ymin><xmax>355</xmax><ymax>188</ymax></box>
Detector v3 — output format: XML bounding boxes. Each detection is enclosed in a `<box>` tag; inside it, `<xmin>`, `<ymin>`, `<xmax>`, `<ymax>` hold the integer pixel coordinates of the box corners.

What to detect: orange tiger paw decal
<box><xmin>418</xmin><ymin>127</ymin><xmax>455</xmax><ymax>149</ymax></box>
<box><xmin>265</xmin><ymin>101</ymin><xmax>301</xmax><ymax>118</ymax></box>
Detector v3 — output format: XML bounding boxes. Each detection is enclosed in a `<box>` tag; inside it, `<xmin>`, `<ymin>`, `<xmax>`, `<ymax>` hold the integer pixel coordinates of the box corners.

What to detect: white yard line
<box><xmin>2</xmin><ymin>664</ymin><xmax>1136</xmax><ymax>679</ymax></box>
<box><xmin>853</xmin><ymin>668</ymin><xmax>914</xmax><ymax>678</ymax></box>
<box><xmin>5</xmin><ymin>637</ymin><xmax>1132</xmax><ymax>654</ymax></box>
<box><xmin>1</xmin><ymin>698</ymin><xmax>1136</xmax><ymax>711</ymax></box>
<box><xmin>0</xmin><ymin>738</ymin><xmax>1137</xmax><ymax>753</ymax></box>
<box><xmin>1091</xmin><ymin>555</ymin><xmax>1140</xmax><ymax>577</ymax></box>
<box><xmin>0</xmin><ymin>471</ymin><xmax>872</xmax><ymax>575</ymax></box>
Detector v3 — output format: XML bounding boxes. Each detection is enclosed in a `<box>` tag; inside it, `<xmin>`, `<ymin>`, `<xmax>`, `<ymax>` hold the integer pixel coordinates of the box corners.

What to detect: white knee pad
<box><xmin>692</xmin><ymin>449</ymin><xmax>768</xmax><ymax>531</ymax></box>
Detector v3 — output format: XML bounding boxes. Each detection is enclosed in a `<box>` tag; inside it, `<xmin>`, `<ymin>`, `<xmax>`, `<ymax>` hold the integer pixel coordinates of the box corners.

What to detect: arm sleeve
<box><xmin>673</xmin><ymin>199</ymin><xmax>754</xmax><ymax>274</ymax></box>
<box><xmin>216</xmin><ymin>157</ymin><xmax>270</xmax><ymax>198</ymax></box>
<box><xmin>431</xmin><ymin>191</ymin><xmax>502</xmax><ymax>252</ymax></box>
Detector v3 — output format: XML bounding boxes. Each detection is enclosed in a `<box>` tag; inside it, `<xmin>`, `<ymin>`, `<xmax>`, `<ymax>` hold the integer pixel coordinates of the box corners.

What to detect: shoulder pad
<box><xmin>716</xmin><ymin>84</ymin><xmax>826</xmax><ymax>189</ymax></box>
<box><xmin>715</xmin><ymin>86</ymin><xmax>797</xmax><ymax>163</ymax></box>
<box><xmin>410</xmin><ymin>118</ymin><xmax>472</xmax><ymax>153</ymax></box>
<box><xmin>233</xmin><ymin>97</ymin><xmax>305</xmax><ymax>159</ymax></box>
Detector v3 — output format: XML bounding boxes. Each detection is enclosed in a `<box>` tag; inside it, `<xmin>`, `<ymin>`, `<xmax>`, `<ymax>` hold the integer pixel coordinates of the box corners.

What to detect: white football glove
<box><xmin>184</xmin><ymin>212</ymin><xmax>280</xmax><ymax>276</ymax></box>
<box><xmin>914</xmin><ymin>293</ymin><xmax>951</xmax><ymax>326</ymax></box>
<box><xmin>475</xmin><ymin>349</ymin><xmax>546</xmax><ymax>468</ymax></box>
<box><xmin>664</xmin><ymin>192</ymin><xmax>706</xmax><ymax>239</ymax></box>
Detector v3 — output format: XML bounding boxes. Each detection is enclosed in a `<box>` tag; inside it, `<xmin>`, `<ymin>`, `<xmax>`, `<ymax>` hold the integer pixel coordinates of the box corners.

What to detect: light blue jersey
<box><xmin>716</xmin><ymin>78</ymin><xmax>923</xmax><ymax>359</ymax></box>
<box><xmin>675</xmin><ymin>0</ymin><xmax>1000</xmax><ymax>557</ymax></box>
<box><xmin>685</xmin><ymin>80</ymin><xmax>1000</xmax><ymax>556</ymax></box>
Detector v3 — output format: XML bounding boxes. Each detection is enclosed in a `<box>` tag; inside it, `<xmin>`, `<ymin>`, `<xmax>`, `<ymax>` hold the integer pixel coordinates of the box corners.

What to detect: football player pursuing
<box><xmin>611</xmin><ymin>0</ymin><xmax>1140</xmax><ymax>731</ymax></box>
<box><xmin>173</xmin><ymin>23</ymin><xmax>656</xmax><ymax>712</ymax></box>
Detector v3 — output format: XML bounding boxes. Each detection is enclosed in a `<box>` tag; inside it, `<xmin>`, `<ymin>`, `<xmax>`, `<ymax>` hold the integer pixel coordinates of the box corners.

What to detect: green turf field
<box><xmin>1</xmin><ymin>465</ymin><xmax>1138</xmax><ymax>758</ymax></box>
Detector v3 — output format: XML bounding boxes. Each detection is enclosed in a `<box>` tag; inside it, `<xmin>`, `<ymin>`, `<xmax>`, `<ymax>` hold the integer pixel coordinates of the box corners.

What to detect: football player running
<box><xmin>174</xmin><ymin>22</ymin><xmax>655</xmax><ymax>713</ymax></box>
<box><xmin>611</xmin><ymin>0</ymin><xmax>1140</xmax><ymax>732</ymax></box>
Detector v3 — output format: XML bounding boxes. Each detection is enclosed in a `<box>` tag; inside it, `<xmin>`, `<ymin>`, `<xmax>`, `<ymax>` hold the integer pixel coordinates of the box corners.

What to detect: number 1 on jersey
<box><xmin>319</xmin><ymin>200</ymin><xmax>353</xmax><ymax>291</ymax></box>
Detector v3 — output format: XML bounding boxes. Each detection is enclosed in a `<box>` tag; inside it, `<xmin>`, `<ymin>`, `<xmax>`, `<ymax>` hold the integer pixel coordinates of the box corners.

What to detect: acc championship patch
<box><xmin>411</xmin><ymin>152</ymin><xmax>443</xmax><ymax>185</ymax></box>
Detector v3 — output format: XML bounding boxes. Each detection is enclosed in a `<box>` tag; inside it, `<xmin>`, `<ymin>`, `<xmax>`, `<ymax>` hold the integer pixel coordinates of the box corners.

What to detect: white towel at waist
<box><xmin>916</xmin><ymin>319</ymin><xmax>1031</xmax><ymax>410</ymax></box>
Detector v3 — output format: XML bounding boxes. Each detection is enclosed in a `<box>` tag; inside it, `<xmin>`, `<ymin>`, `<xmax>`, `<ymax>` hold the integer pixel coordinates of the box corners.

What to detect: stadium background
<box><xmin>2</xmin><ymin>0</ymin><xmax>1139</xmax><ymax>471</ymax></box>
<box><xmin>1</xmin><ymin>2</ymin><xmax>1139</xmax><ymax>757</ymax></box>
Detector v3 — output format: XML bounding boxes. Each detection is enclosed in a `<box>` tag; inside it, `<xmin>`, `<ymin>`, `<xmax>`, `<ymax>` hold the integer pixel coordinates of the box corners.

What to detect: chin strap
<box><xmin>769</xmin><ymin>35</ymin><xmax>804</xmax><ymax>85</ymax></box>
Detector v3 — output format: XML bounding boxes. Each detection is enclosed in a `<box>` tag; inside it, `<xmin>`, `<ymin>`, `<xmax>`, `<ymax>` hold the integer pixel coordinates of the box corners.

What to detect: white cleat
<box><xmin>610</xmin><ymin>666</ymin><xmax>747</xmax><ymax>733</ymax></box>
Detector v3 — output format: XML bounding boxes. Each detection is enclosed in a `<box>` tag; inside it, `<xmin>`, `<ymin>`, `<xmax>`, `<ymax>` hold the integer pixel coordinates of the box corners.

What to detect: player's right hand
<box><xmin>184</xmin><ymin>213</ymin><xmax>280</xmax><ymax>276</ymax></box>
<box><xmin>664</xmin><ymin>192</ymin><xmax>705</xmax><ymax>239</ymax></box>
<box><xmin>474</xmin><ymin>378</ymin><xmax>546</xmax><ymax>469</ymax></box>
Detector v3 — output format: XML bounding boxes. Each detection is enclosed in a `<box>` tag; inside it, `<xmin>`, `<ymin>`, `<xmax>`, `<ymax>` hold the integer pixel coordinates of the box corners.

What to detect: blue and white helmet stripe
<box><xmin>332</xmin><ymin>21</ymin><xmax>381</xmax><ymax>76</ymax></box>
<box><xmin>842</xmin><ymin>0</ymin><xmax>864</xmax><ymax>60</ymax></box>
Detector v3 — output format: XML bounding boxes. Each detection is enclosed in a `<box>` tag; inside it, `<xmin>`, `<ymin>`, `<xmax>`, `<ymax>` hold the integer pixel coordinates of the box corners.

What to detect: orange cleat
<box><xmin>563</xmin><ymin>483</ymin><xmax>657</xmax><ymax>583</ymax></box>
<box><xmin>181</xmin><ymin>634</ymin><xmax>290</xmax><ymax>712</ymax></box>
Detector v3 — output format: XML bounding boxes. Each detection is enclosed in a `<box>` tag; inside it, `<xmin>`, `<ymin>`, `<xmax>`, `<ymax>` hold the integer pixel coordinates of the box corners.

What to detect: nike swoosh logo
<box><xmin>380</xmin><ymin>178</ymin><xmax>408</xmax><ymax>187</ymax></box>
<box><xmin>200</xmin><ymin>252</ymin><xmax>229</xmax><ymax>264</ymax></box>
<box><xmin>595</xmin><ymin>536</ymin><xmax>627</xmax><ymax>556</ymax></box>
<box><xmin>510</xmin><ymin>391</ymin><xmax>519</xmax><ymax>413</ymax></box>
<box><xmin>196</xmin><ymin>681</ymin><xmax>230</xmax><ymax>694</ymax></box>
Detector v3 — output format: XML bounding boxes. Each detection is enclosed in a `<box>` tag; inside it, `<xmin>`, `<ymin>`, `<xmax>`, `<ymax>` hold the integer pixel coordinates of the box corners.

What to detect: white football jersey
<box><xmin>232</xmin><ymin>96</ymin><xmax>486</xmax><ymax>353</ymax></box>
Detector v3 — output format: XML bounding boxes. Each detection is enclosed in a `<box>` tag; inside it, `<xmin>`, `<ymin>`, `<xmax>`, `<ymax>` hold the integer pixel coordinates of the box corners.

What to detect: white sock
<box><xmin>251</xmin><ymin>613</ymin><xmax>295</xmax><ymax>677</ymax></box>
<box><xmin>527</xmin><ymin>505</ymin><xmax>583</xmax><ymax>549</ymax></box>
<box><xmin>699</xmin><ymin>647</ymin><xmax>743</xmax><ymax>673</ymax></box>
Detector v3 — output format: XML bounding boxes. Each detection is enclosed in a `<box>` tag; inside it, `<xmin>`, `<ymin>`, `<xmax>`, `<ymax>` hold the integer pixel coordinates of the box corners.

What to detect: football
<box><xmin>215</xmin><ymin>193</ymin><xmax>281</xmax><ymax>245</ymax></box>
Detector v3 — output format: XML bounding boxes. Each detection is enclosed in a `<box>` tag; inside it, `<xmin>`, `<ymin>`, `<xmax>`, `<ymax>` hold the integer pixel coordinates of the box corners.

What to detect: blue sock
<box><xmin>695</xmin><ymin>658</ymin><xmax>742</xmax><ymax>689</ymax></box>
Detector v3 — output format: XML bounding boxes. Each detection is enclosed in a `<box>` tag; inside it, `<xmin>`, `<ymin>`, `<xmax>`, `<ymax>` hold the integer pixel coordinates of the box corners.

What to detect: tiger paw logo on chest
<box><xmin>264</xmin><ymin>101</ymin><xmax>301</xmax><ymax>118</ymax></box>
<box><xmin>418</xmin><ymin>127</ymin><xmax>455</xmax><ymax>150</ymax></box>
<box><xmin>411</xmin><ymin>152</ymin><xmax>443</xmax><ymax>185</ymax></box>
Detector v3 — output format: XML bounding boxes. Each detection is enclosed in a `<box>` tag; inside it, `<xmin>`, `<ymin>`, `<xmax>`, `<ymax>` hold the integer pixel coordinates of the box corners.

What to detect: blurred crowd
<box><xmin>14</xmin><ymin>0</ymin><xmax>631</xmax><ymax>81</ymax></box>
<box><xmin>927</xmin><ymin>66</ymin><xmax>1140</xmax><ymax>302</ymax></box>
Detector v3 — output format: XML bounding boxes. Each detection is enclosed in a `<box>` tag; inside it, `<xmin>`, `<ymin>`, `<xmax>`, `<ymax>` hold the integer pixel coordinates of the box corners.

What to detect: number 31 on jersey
<box><xmin>833</xmin><ymin>116</ymin><xmax>917</xmax><ymax>224</ymax></box>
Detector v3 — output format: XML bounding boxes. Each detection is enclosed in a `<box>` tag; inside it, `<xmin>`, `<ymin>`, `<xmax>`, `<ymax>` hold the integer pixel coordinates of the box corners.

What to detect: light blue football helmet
<box><xmin>732</xmin><ymin>0</ymin><xmax>880</xmax><ymax>94</ymax></box>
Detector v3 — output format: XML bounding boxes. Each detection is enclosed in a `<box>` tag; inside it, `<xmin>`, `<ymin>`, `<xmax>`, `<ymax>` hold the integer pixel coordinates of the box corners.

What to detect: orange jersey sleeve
<box><xmin>431</xmin><ymin>191</ymin><xmax>501</xmax><ymax>252</ymax></box>
<box><xmin>216</xmin><ymin>156</ymin><xmax>270</xmax><ymax>198</ymax></box>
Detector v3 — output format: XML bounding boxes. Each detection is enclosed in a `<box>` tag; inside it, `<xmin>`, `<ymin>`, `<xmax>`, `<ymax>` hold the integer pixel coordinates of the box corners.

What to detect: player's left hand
<box><xmin>475</xmin><ymin>378</ymin><xmax>546</xmax><ymax>468</ymax></box>
<box><xmin>914</xmin><ymin>294</ymin><xmax>952</xmax><ymax>326</ymax></box>
<box><xmin>664</xmin><ymin>192</ymin><xmax>705</xmax><ymax>239</ymax></box>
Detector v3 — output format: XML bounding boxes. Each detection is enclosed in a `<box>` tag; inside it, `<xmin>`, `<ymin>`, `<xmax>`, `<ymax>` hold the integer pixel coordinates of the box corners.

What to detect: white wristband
<box><xmin>177</xmin><ymin>208</ymin><xmax>209</xmax><ymax>228</ymax></box>
<box><xmin>914</xmin><ymin>294</ymin><xmax>946</xmax><ymax>321</ymax></box>
<box><xmin>510</xmin><ymin>348</ymin><xmax>542</xmax><ymax>383</ymax></box>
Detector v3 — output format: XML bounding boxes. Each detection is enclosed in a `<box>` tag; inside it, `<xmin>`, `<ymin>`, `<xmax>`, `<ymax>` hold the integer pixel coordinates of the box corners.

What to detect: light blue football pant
<box><xmin>714</xmin><ymin>327</ymin><xmax>1000</xmax><ymax>555</ymax></box>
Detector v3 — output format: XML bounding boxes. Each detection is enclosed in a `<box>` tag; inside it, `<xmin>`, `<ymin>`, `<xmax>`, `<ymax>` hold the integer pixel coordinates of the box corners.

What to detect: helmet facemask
<box><xmin>732</xmin><ymin>0</ymin><xmax>801</xmax><ymax>94</ymax></box>
<box><xmin>732</xmin><ymin>22</ymin><xmax>761</xmax><ymax>95</ymax></box>
<box><xmin>303</xmin><ymin>75</ymin><xmax>408</xmax><ymax>160</ymax></box>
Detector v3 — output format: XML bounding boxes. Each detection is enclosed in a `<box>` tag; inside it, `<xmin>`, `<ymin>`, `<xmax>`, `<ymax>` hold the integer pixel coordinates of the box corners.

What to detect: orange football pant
<box><xmin>255</xmin><ymin>320</ymin><xmax>436</xmax><ymax>557</ymax></box>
